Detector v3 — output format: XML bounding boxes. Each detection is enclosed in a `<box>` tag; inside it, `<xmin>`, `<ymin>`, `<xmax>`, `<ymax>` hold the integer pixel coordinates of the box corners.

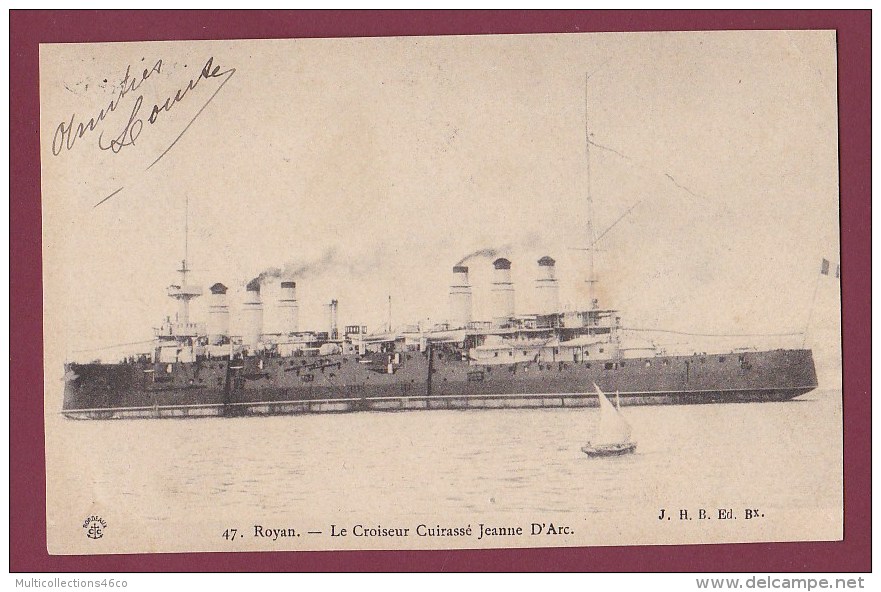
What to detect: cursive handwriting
<box><xmin>61</xmin><ymin>57</ymin><xmax>236</xmax><ymax>208</ymax></box>
<box><xmin>148</xmin><ymin>57</ymin><xmax>227</xmax><ymax>125</ymax></box>
<box><xmin>95</xmin><ymin>57</ymin><xmax>235</xmax><ymax>159</ymax></box>
<box><xmin>97</xmin><ymin>95</ymin><xmax>145</xmax><ymax>154</ymax></box>
<box><xmin>52</xmin><ymin>60</ymin><xmax>163</xmax><ymax>156</ymax></box>
<box><xmin>144</xmin><ymin>57</ymin><xmax>236</xmax><ymax>170</ymax></box>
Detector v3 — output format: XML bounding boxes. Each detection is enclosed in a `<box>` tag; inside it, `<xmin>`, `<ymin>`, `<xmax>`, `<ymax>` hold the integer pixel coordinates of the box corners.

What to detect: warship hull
<box><xmin>62</xmin><ymin>348</ymin><xmax>818</xmax><ymax>420</ymax></box>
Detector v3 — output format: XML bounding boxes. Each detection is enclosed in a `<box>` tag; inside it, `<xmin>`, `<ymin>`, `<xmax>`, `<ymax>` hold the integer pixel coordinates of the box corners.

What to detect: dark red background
<box><xmin>10</xmin><ymin>10</ymin><xmax>871</xmax><ymax>572</ymax></box>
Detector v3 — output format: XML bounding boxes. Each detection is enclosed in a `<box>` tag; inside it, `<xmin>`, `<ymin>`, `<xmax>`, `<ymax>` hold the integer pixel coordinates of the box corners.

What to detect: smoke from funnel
<box><xmin>455</xmin><ymin>245</ymin><xmax>512</xmax><ymax>266</ymax></box>
<box><xmin>248</xmin><ymin>248</ymin><xmax>341</xmax><ymax>287</ymax></box>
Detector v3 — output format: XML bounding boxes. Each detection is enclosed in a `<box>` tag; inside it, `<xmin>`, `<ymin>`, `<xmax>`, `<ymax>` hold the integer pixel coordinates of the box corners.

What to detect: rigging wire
<box><xmin>72</xmin><ymin>339</ymin><xmax>157</xmax><ymax>353</ymax></box>
<box><xmin>622</xmin><ymin>327</ymin><xmax>803</xmax><ymax>338</ymax></box>
<box><xmin>801</xmin><ymin>271</ymin><xmax>823</xmax><ymax>347</ymax></box>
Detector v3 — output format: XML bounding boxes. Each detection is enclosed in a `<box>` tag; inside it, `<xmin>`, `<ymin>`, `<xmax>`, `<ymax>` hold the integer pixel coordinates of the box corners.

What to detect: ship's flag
<box><xmin>820</xmin><ymin>258</ymin><xmax>830</xmax><ymax>275</ymax></box>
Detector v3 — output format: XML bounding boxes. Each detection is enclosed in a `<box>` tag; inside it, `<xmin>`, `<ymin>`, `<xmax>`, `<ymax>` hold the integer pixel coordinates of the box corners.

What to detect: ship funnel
<box><xmin>491</xmin><ymin>258</ymin><xmax>515</xmax><ymax>324</ymax></box>
<box><xmin>279</xmin><ymin>280</ymin><xmax>299</xmax><ymax>334</ymax></box>
<box><xmin>207</xmin><ymin>282</ymin><xmax>230</xmax><ymax>344</ymax></box>
<box><xmin>535</xmin><ymin>256</ymin><xmax>560</xmax><ymax>314</ymax></box>
<box><xmin>449</xmin><ymin>265</ymin><xmax>473</xmax><ymax>328</ymax></box>
<box><xmin>242</xmin><ymin>280</ymin><xmax>264</xmax><ymax>349</ymax></box>
<box><xmin>326</xmin><ymin>299</ymin><xmax>339</xmax><ymax>340</ymax></box>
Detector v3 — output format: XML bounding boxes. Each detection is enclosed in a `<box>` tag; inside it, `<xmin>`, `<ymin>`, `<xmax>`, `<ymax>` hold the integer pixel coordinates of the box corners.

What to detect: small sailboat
<box><xmin>581</xmin><ymin>383</ymin><xmax>637</xmax><ymax>457</ymax></box>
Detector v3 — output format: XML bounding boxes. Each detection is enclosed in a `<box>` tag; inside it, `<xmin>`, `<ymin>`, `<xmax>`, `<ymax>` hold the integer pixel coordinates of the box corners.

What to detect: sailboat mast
<box><xmin>584</xmin><ymin>72</ymin><xmax>598</xmax><ymax>310</ymax></box>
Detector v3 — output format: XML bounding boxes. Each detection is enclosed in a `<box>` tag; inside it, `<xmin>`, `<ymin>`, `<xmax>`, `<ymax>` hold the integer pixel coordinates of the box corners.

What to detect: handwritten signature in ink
<box><xmin>51</xmin><ymin>57</ymin><xmax>236</xmax><ymax>207</ymax></box>
<box><xmin>51</xmin><ymin>58</ymin><xmax>164</xmax><ymax>156</ymax></box>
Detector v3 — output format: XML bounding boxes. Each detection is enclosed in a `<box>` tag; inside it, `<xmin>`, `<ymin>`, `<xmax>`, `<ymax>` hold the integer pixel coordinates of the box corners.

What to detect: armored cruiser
<box><xmin>61</xmin><ymin>78</ymin><xmax>819</xmax><ymax>420</ymax></box>
<box><xmin>61</xmin><ymin>253</ymin><xmax>818</xmax><ymax>420</ymax></box>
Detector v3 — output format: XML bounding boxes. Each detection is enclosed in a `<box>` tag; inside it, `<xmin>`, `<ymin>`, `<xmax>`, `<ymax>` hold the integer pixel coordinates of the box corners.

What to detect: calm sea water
<box><xmin>48</xmin><ymin>389</ymin><xmax>842</xmax><ymax>533</ymax></box>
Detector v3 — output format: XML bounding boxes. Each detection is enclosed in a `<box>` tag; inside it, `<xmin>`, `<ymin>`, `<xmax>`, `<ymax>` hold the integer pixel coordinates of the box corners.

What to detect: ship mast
<box><xmin>183</xmin><ymin>192</ymin><xmax>189</xmax><ymax>281</ymax></box>
<box><xmin>167</xmin><ymin>193</ymin><xmax>202</xmax><ymax>331</ymax></box>
<box><xmin>179</xmin><ymin>192</ymin><xmax>191</xmax><ymax>288</ymax></box>
<box><xmin>388</xmin><ymin>294</ymin><xmax>393</xmax><ymax>333</ymax></box>
<box><xmin>584</xmin><ymin>72</ymin><xmax>598</xmax><ymax>310</ymax></box>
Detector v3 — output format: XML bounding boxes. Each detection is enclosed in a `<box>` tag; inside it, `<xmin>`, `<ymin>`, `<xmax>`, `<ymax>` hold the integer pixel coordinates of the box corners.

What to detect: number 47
<box><xmin>222</xmin><ymin>528</ymin><xmax>238</xmax><ymax>540</ymax></box>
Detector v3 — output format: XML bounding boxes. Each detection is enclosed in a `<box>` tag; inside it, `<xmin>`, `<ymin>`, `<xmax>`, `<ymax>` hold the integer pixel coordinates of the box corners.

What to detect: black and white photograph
<box><xmin>39</xmin><ymin>30</ymin><xmax>842</xmax><ymax>554</ymax></box>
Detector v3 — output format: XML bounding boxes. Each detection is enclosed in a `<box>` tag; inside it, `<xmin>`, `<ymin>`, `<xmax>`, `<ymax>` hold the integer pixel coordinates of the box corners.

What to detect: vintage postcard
<box><xmin>40</xmin><ymin>30</ymin><xmax>842</xmax><ymax>555</ymax></box>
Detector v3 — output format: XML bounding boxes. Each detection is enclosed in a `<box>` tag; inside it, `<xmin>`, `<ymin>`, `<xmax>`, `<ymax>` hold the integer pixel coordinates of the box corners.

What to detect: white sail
<box><xmin>592</xmin><ymin>383</ymin><xmax>632</xmax><ymax>445</ymax></box>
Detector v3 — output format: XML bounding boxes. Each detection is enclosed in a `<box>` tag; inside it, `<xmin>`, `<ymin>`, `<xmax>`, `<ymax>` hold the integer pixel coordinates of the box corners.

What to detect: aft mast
<box><xmin>577</xmin><ymin>72</ymin><xmax>622</xmax><ymax>355</ymax></box>
<box><xmin>584</xmin><ymin>72</ymin><xmax>599</xmax><ymax>310</ymax></box>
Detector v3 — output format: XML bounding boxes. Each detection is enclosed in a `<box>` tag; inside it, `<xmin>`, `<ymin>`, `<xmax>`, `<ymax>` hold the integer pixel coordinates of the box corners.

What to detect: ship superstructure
<box><xmin>61</xmin><ymin>81</ymin><xmax>818</xmax><ymax>420</ymax></box>
<box><xmin>62</xmin><ymin>254</ymin><xmax>818</xmax><ymax>420</ymax></box>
